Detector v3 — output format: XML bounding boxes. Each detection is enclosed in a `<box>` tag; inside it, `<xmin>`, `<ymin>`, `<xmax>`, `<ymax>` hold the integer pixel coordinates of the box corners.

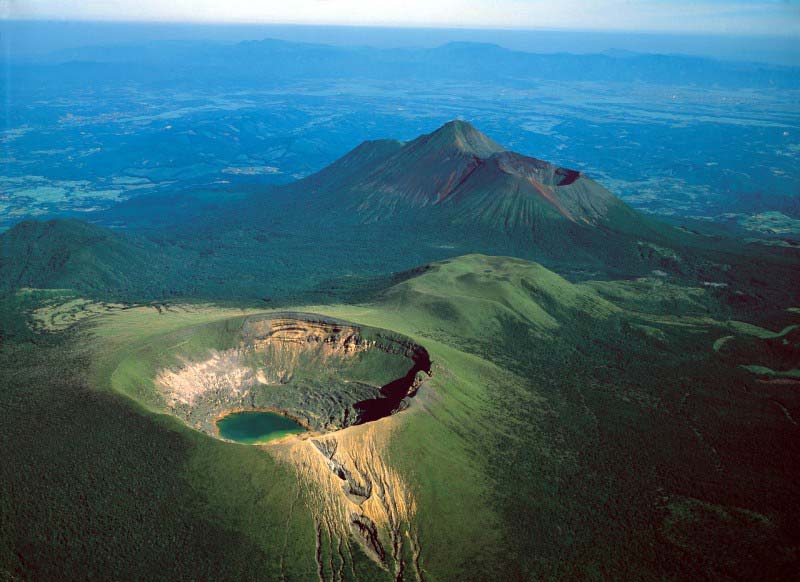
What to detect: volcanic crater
<box><xmin>156</xmin><ymin>312</ymin><xmax>431</xmax><ymax>442</ymax></box>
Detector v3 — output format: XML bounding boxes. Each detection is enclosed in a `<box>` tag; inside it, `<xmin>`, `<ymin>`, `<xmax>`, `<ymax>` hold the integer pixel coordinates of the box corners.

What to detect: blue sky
<box><xmin>4</xmin><ymin>0</ymin><xmax>800</xmax><ymax>36</ymax></box>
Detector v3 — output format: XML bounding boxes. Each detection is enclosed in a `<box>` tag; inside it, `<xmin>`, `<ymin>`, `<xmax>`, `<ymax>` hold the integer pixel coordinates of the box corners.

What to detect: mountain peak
<box><xmin>287</xmin><ymin>120</ymin><xmax>635</xmax><ymax>231</ymax></box>
<box><xmin>424</xmin><ymin>120</ymin><xmax>506</xmax><ymax>158</ymax></box>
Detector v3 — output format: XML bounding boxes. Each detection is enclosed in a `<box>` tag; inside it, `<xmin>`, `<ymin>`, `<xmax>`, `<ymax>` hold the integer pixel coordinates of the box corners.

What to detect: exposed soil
<box><xmin>156</xmin><ymin>312</ymin><xmax>431</xmax><ymax>440</ymax></box>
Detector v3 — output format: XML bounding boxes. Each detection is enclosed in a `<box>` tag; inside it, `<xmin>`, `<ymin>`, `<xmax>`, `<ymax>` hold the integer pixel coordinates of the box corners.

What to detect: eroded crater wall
<box><xmin>155</xmin><ymin>313</ymin><xmax>431</xmax><ymax>438</ymax></box>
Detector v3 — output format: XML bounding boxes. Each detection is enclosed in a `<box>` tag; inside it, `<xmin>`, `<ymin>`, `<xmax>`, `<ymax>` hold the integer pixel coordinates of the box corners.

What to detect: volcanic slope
<box><xmin>3</xmin><ymin>121</ymin><xmax>799</xmax><ymax>306</ymax></box>
<box><xmin>289</xmin><ymin>254</ymin><xmax>800</xmax><ymax>580</ymax></box>
<box><xmin>7</xmin><ymin>254</ymin><xmax>792</xmax><ymax>579</ymax></box>
<box><xmin>0</xmin><ymin>219</ymin><xmax>183</xmax><ymax>298</ymax></box>
<box><xmin>291</xmin><ymin>120</ymin><xmax>633</xmax><ymax>226</ymax></box>
<box><xmin>260</xmin><ymin>120</ymin><xmax>672</xmax><ymax>265</ymax></box>
<box><xmin>226</xmin><ymin>119</ymin><xmax>797</xmax><ymax>288</ymax></box>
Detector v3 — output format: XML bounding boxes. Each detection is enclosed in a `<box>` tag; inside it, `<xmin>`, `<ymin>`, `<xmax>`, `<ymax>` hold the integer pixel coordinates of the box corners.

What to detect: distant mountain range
<box><xmin>2</xmin><ymin>121</ymin><xmax>798</xmax><ymax>308</ymax></box>
<box><xmin>9</xmin><ymin>39</ymin><xmax>799</xmax><ymax>91</ymax></box>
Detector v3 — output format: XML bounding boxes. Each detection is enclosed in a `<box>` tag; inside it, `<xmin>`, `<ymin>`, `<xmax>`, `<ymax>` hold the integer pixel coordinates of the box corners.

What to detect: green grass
<box><xmin>0</xmin><ymin>334</ymin><xmax>318</xmax><ymax>580</ymax></box>
<box><xmin>297</xmin><ymin>255</ymin><xmax>800</xmax><ymax>579</ymax></box>
<box><xmin>2</xmin><ymin>254</ymin><xmax>800</xmax><ymax>580</ymax></box>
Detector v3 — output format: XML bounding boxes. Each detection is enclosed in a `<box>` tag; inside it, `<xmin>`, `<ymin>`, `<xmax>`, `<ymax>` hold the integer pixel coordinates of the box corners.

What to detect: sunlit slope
<box><xmin>259</xmin><ymin>120</ymin><xmax>734</xmax><ymax>276</ymax></box>
<box><xmin>85</xmin><ymin>254</ymin><xmax>631</xmax><ymax>580</ymax></box>
<box><xmin>283</xmin><ymin>120</ymin><xmax>651</xmax><ymax>235</ymax></box>
<box><xmin>3</xmin><ymin>253</ymin><xmax>798</xmax><ymax>579</ymax></box>
<box><xmin>311</xmin><ymin>254</ymin><xmax>800</xmax><ymax>580</ymax></box>
<box><xmin>378</xmin><ymin>254</ymin><xmax>619</xmax><ymax>339</ymax></box>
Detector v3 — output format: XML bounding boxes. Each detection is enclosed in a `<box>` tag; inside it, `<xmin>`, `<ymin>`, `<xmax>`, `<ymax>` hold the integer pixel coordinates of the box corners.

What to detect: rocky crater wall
<box><xmin>156</xmin><ymin>312</ymin><xmax>431</xmax><ymax>439</ymax></box>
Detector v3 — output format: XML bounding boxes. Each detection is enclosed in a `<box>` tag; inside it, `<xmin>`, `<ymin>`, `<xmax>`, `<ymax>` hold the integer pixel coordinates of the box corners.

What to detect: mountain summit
<box><xmin>3</xmin><ymin>120</ymin><xmax>785</xmax><ymax>303</ymax></box>
<box><xmin>421</xmin><ymin>119</ymin><xmax>506</xmax><ymax>157</ymax></box>
<box><xmin>289</xmin><ymin>120</ymin><xmax>640</xmax><ymax>233</ymax></box>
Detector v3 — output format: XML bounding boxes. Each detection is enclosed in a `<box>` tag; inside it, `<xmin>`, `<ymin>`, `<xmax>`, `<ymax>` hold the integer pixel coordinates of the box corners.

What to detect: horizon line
<box><xmin>4</xmin><ymin>17</ymin><xmax>799</xmax><ymax>40</ymax></box>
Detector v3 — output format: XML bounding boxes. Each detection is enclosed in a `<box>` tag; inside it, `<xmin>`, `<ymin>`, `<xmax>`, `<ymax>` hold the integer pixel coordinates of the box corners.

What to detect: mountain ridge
<box><xmin>2</xmin><ymin>121</ymin><xmax>798</xmax><ymax>310</ymax></box>
<box><xmin>0</xmin><ymin>219</ymin><xmax>182</xmax><ymax>297</ymax></box>
<box><xmin>284</xmin><ymin>119</ymin><xmax>641</xmax><ymax>231</ymax></box>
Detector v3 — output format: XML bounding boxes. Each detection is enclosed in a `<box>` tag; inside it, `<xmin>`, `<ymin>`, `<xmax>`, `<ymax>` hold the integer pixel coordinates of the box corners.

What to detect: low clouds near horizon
<box><xmin>6</xmin><ymin>0</ymin><xmax>800</xmax><ymax>35</ymax></box>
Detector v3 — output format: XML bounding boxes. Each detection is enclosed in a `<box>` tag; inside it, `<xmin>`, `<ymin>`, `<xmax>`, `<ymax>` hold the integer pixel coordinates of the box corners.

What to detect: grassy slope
<box><xmin>93</xmin><ymin>304</ymin><xmax>497</xmax><ymax>579</ymax></box>
<box><xmin>94</xmin><ymin>304</ymin><xmax>391</xmax><ymax>579</ymax></box>
<box><xmin>0</xmin><ymin>304</ymin><xmax>335</xmax><ymax>580</ymax></box>
<box><xmin>0</xmin><ymin>334</ymin><xmax>316</xmax><ymax>580</ymax></box>
<box><xmin>308</xmin><ymin>255</ymin><xmax>800</xmax><ymax>579</ymax></box>
<box><xmin>2</xmin><ymin>254</ymin><xmax>799</xmax><ymax>580</ymax></box>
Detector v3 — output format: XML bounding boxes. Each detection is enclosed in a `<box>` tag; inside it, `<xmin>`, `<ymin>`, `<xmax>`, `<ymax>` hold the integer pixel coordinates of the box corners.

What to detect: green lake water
<box><xmin>216</xmin><ymin>411</ymin><xmax>305</xmax><ymax>444</ymax></box>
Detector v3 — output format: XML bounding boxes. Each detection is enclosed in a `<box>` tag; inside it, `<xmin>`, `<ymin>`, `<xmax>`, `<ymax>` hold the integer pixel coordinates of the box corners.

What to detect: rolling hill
<box><xmin>0</xmin><ymin>219</ymin><xmax>184</xmax><ymax>298</ymax></box>
<box><xmin>1</xmin><ymin>121</ymin><xmax>798</xmax><ymax>311</ymax></box>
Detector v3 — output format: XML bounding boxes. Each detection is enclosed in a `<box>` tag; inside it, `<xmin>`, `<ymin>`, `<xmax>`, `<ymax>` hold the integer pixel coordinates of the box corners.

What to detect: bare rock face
<box><xmin>294</xmin><ymin>427</ymin><xmax>423</xmax><ymax>577</ymax></box>
<box><xmin>241</xmin><ymin>316</ymin><xmax>376</xmax><ymax>384</ymax></box>
<box><xmin>155</xmin><ymin>312</ymin><xmax>431</xmax><ymax>439</ymax></box>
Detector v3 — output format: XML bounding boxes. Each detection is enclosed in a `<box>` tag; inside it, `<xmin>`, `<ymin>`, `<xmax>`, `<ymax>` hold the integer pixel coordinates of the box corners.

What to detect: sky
<box><xmin>4</xmin><ymin>0</ymin><xmax>800</xmax><ymax>36</ymax></box>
